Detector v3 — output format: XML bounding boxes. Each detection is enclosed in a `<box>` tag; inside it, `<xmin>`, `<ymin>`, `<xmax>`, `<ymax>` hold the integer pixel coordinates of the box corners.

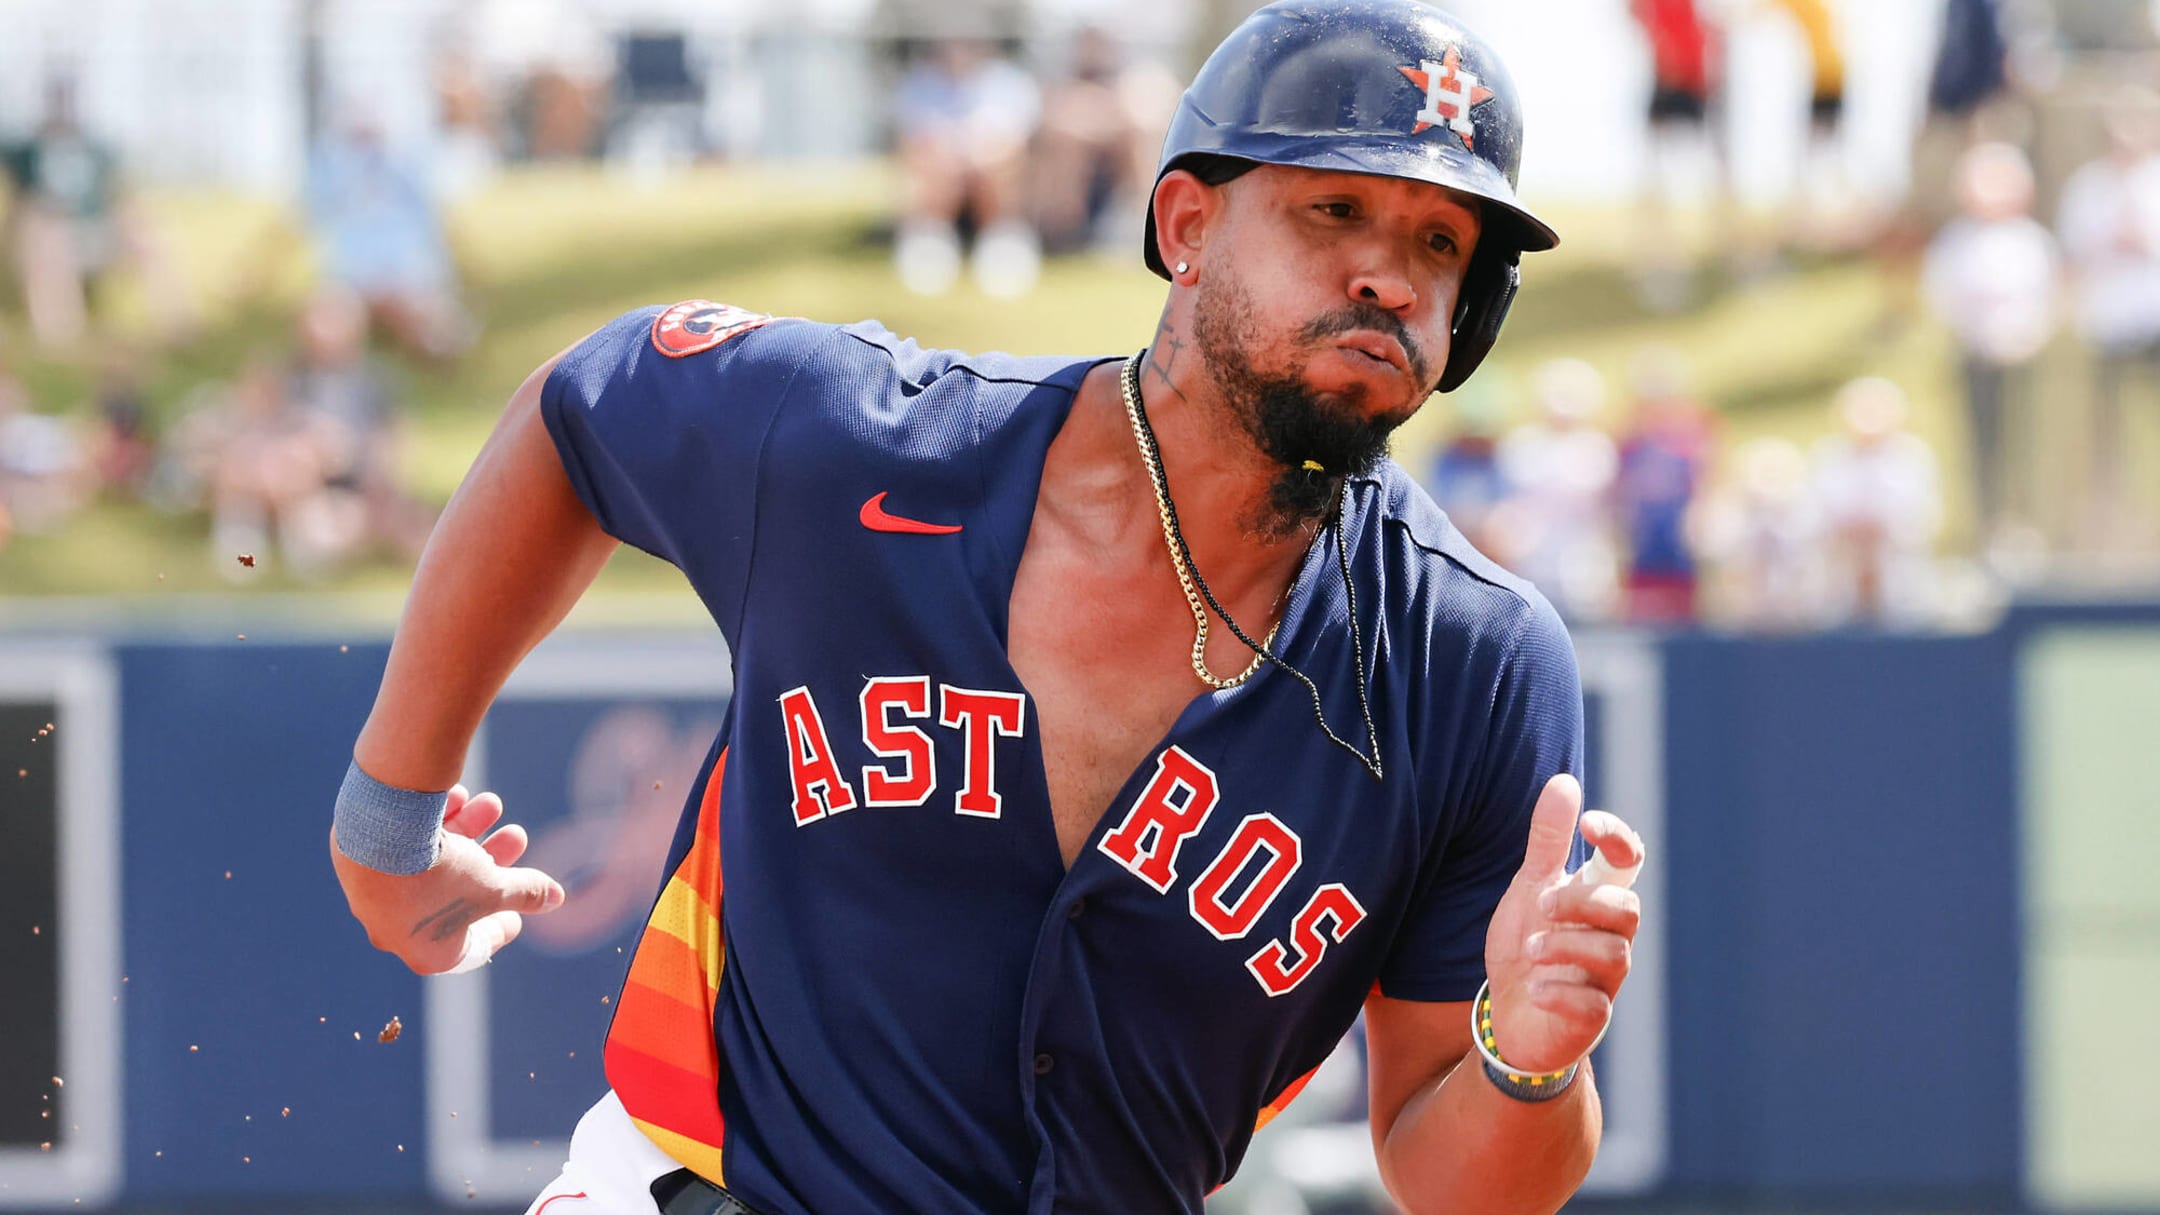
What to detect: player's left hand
<box><xmin>1480</xmin><ymin>774</ymin><xmax>1645</xmax><ymax>1075</ymax></box>
<box><xmin>330</xmin><ymin>783</ymin><xmax>565</xmax><ymax>976</ymax></box>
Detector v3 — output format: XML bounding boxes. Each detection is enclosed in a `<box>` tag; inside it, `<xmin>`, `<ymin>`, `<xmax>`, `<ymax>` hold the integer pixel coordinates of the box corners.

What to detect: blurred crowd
<box><xmin>0</xmin><ymin>67</ymin><xmax>467</xmax><ymax>574</ymax></box>
<box><xmin>1419</xmin><ymin>25</ymin><xmax>2160</xmax><ymax>632</ymax></box>
<box><xmin>1620</xmin><ymin>0</ymin><xmax>2160</xmax><ymax>582</ymax></box>
<box><xmin>1421</xmin><ymin>352</ymin><xmax>1953</xmax><ymax>629</ymax></box>
<box><xmin>0</xmin><ymin>283</ymin><xmax>432</xmax><ymax>580</ymax></box>
<box><xmin>2</xmin><ymin>0</ymin><xmax>2159</xmax><ymax>617</ymax></box>
<box><xmin>889</xmin><ymin>27</ymin><xmax>1180</xmax><ymax>298</ymax></box>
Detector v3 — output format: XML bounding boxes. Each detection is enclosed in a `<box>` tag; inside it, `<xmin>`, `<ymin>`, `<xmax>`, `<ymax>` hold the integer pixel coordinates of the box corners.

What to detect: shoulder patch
<box><xmin>651</xmin><ymin>300</ymin><xmax>772</xmax><ymax>358</ymax></box>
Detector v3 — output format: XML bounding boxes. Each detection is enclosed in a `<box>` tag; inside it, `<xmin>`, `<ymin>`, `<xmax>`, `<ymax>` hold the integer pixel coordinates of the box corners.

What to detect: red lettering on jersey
<box><xmin>860</xmin><ymin>676</ymin><xmax>936</xmax><ymax>807</ymax></box>
<box><xmin>650</xmin><ymin>300</ymin><xmax>771</xmax><ymax>358</ymax></box>
<box><xmin>938</xmin><ymin>686</ymin><xmax>1026</xmax><ymax>819</ymax></box>
<box><xmin>1245</xmin><ymin>883</ymin><xmax>1367</xmax><ymax>997</ymax></box>
<box><xmin>779</xmin><ymin>686</ymin><xmax>858</xmax><ymax>825</ymax></box>
<box><xmin>1188</xmin><ymin>813</ymin><xmax>1303</xmax><ymax>941</ymax></box>
<box><xmin>1096</xmin><ymin>747</ymin><xmax>1221</xmax><ymax>893</ymax></box>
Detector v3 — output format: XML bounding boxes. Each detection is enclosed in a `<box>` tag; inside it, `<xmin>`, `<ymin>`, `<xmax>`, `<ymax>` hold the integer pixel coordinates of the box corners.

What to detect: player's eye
<box><xmin>1315</xmin><ymin>201</ymin><xmax>1357</xmax><ymax>220</ymax></box>
<box><xmin>1427</xmin><ymin>232</ymin><xmax>1459</xmax><ymax>256</ymax></box>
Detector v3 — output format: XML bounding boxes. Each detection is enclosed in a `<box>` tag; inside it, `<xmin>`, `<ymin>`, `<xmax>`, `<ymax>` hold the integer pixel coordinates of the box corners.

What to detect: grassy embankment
<box><xmin>2</xmin><ymin>159</ymin><xmax>2100</xmax><ymax>615</ymax></box>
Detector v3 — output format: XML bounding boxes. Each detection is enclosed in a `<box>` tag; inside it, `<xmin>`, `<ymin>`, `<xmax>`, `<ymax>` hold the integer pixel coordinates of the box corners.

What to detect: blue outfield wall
<box><xmin>1655</xmin><ymin>631</ymin><xmax>2022</xmax><ymax>1208</ymax></box>
<box><xmin>118</xmin><ymin>641</ymin><xmax>432</xmax><ymax>1204</ymax></box>
<box><xmin>0</xmin><ymin>618</ymin><xmax>2064</xmax><ymax>1212</ymax></box>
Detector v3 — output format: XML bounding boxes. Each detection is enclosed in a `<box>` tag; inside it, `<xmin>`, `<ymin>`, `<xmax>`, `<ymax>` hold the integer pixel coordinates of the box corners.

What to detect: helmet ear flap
<box><xmin>1438</xmin><ymin>248</ymin><xmax>1518</xmax><ymax>393</ymax></box>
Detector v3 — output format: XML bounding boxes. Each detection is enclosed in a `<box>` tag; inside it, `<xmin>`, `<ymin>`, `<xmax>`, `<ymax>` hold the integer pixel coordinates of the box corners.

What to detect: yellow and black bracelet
<box><xmin>1470</xmin><ymin>980</ymin><xmax>1581</xmax><ymax>1103</ymax></box>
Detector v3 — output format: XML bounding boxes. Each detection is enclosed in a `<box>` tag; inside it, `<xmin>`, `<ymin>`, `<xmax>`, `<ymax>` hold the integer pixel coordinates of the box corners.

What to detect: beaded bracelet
<box><xmin>1470</xmin><ymin>980</ymin><xmax>1581</xmax><ymax>1103</ymax></box>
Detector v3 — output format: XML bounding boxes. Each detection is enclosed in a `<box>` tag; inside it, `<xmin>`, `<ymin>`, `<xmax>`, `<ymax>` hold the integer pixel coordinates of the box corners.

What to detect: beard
<box><xmin>1191</xmin><ymin>278</ymin><xmax>1429</xmax><ymax>538</ymax></box>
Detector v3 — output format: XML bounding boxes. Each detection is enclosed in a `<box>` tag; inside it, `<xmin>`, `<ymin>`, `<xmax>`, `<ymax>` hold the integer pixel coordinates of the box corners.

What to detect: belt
<box><xmin>650</xmin><ymin>1167</ymin><xmax>771</xmax><ymax>1215</ymax></box>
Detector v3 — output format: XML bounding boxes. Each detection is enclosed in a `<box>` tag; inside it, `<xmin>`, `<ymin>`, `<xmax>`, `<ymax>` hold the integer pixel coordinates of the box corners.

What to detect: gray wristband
<box><xmin>333</xmin><ymin>761</ymin><xmax>448</xmax><ymax>875</ymax></box>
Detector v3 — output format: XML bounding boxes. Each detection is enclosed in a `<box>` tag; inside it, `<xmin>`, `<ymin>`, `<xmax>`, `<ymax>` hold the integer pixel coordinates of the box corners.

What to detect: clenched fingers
<box><xmin>1540</xmin><ymin>881</ymin><xmax>1641</xmax><ymax>936</ymax></box>
<box><xmin>1527</xmin><ymin>928</ymin><xmax>1631</xmax><ymax>992</ymax></box>
<box><xmin>1528</xmin><ymin>978</ymin><xmax>1614</xmax><ymax>1023</ymax></box>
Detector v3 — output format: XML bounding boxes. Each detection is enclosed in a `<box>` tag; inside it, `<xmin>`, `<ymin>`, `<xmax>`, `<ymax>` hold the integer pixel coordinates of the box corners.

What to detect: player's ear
<box><xmin>1152</xmin><ymin>169</ymin><xmax>1223</xmax><ymax>279</ymax></box>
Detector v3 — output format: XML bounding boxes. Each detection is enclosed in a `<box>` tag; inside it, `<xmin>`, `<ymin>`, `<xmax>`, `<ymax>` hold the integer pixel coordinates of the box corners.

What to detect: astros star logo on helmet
<box><xmin>1397</xmin><ymin>46</ymin><xmax>1493</xmax><ymax>149</ymax></box>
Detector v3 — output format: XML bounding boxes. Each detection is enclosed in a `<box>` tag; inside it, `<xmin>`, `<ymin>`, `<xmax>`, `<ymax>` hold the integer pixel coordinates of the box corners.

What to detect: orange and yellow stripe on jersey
<box><xmin>603</xmin><ymin>750</ymin><xmax>730</xmax><ymax>1186</ymax></box>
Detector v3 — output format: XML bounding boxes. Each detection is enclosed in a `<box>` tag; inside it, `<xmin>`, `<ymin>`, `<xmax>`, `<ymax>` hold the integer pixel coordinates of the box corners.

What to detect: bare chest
<box><xmin>1007</xmin><ymin>556</ymin><xmax>1203</xmax><ymax>867</ymax></box>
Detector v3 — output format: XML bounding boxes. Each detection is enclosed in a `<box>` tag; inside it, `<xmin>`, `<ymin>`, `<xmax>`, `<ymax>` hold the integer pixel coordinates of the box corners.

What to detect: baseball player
<box><xmin>330</xmin><ymin>3</ymin><xmax>1648</xmax><ymax>1213</ymax></box>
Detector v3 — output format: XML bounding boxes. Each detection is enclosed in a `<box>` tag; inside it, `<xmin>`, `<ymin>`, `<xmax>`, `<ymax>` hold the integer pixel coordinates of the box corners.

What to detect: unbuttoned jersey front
<box><xmin>540</xmin><ymin>307</ymin><xmax>1585</xmax><ymax>1215</ymax></box>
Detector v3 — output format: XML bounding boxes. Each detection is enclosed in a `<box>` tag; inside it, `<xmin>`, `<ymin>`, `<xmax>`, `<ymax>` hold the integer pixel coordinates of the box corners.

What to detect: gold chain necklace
<box><xmin>1120</xmin><ymin>352</ymin><xmax>1278</xmax><ymax>689</ymax></box>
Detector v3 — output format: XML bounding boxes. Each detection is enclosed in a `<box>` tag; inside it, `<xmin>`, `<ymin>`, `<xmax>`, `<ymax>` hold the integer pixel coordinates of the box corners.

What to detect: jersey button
<box><xmin>1033</xmin><ymin>1053</ymin><xmax>1056</xmax><ymax>1075</ymax></box>
<box><xmin>1067</xmin><ymin>899</ymin><xmax>1086</xmax><ymax>921</ymax></box>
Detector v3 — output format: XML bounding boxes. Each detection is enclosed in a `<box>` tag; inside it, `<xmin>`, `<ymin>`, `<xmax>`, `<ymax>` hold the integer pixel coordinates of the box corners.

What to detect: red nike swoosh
<box><xmin>534</xmin><ymin>1192</ymin><xmax>587</xmax><ymax>1213</ymax></box>
<box><xmin>860</xmin><ymin>492</ymin><xmax>962</xmax><ymax>535</ymax></box>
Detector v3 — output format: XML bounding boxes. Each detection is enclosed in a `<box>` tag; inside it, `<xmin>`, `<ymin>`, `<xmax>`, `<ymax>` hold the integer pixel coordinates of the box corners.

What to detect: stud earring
<box><xmin>1175</xmin><ymin>260</ymin><xmax>1190</xmax><ymax>275</ymax></box>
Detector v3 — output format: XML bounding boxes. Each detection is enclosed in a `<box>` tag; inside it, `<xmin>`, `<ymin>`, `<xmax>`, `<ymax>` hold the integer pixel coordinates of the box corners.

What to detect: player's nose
<box><xmin>1347</xmin><ymin>260</ymin><xmax>1417</xmax><ymax>315</ymax></box>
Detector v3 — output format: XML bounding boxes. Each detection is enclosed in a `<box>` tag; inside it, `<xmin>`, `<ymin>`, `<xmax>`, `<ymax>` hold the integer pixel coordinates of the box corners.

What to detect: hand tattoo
<box><xmin>412</xmin><ymin>897</ymin><xmax>481</xmax><ymax>944</ymax></box>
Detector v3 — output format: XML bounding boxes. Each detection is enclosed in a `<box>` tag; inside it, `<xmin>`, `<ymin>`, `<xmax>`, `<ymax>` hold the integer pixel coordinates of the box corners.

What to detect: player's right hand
<box><xmin>330</xmin><ymin>784</ymin><xmax>566</xmax><ymax>976</ymax></box>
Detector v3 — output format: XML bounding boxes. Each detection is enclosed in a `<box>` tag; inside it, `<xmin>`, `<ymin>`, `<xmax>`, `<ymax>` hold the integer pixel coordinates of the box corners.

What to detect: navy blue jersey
<box><xmin>539</xmin><ymin>303</ymin><xmax>1586</xmax><ymax>1215</ymax></box>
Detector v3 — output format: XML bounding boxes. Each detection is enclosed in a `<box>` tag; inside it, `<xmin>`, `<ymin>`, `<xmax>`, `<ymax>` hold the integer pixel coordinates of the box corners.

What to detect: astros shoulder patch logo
<box><xmin>651</xmin><ymin>300</ymin><xmax>772</xmax><ymax>358</ymax></box>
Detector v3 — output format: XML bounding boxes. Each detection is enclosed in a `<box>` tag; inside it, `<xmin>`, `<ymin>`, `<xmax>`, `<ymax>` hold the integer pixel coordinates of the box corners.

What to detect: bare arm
<box><xmin>1364</xmin><ymin>775</ymin><xmax>1645</xmax><ymax>1214</ymax></box>
<box><xmin>333</xmin><ymin>346</ymin><xmax>619</xmax><ymax>974</ymax></box>
<box><xmin>1364</xmin><ymin>994</ymin><xmax>1601</xmax><ymax>1214</ymax></box>
<box><xmin>353</xmin><ymin>348</ymin><xmax>617</xmax><ymax>787</ymax></box>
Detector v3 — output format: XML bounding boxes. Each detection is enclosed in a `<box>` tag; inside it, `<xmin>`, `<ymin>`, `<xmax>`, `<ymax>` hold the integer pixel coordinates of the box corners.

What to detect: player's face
<box><xmin>1191</xmin><ymin>165</ymin><xmax>1482</xmax><ymax>532</ymax></box>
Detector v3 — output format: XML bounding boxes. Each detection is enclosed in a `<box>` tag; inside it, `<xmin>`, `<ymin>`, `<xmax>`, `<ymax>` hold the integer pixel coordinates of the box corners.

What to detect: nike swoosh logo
<box><xmin>533</xmin><ymin>1192</ymin><xmax>588</xmax><ymax>1213</ymax></box>
<box><xmin>860</xmin><ymin>492</ymin><xmax>962</xmax><ymax>535</ymax></box>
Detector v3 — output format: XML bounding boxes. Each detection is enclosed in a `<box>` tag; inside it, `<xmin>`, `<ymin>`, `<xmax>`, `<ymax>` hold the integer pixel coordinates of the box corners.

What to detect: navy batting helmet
<box><xmin>1144</xmin><ymin>0</ymin><xmax>1558</xmax><ymax>392</ymax></box>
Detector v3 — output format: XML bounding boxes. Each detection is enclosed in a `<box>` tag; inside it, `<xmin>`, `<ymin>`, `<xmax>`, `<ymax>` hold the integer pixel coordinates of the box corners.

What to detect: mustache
<box><xmin>1297</xmin><ymin>304</ymin><xmax>1432</xmax><ymax>387</ymax></box>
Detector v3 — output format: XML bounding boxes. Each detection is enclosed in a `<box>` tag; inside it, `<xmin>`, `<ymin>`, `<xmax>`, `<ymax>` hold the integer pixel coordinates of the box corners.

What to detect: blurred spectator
<box><xmin>1812</xmin><ymin>378</ymin><xmax>1942</xmax><ymax>624</ymax></box>
<box><xmin>88</xmin><ymin>357</ymin><xmax>157</xmax><ymax>500</ymax></box>
<box><xmin>1883</xmin><ymin>0</ymin><xmax>2019</xmax><ymax>332</ymax></box>
<box><xmin>1629</xmin><ymin>0</ymin><xmax>1723</xmax><ymax>309</ymax></box>
<box><xmin>176</xmin><ymin>356</ymin><xmax>352</xmax><ymax>581</ymax></box>
<box><xmin>1634</xmin><ymin>0</ymin><xmax>1717</xmax><ymax>130</ymax></box>
<box><xmin>606</xmin><ymin>30</ymin><xmax>710</xmax><ymax>176</ymax></box>
<box><xmin>1767</xmin><ymin>0</ymin><xmax>1855</xmax><ymax>249</ymax></box>
<box><xmin>0</xmin><ymin>346</ymin><xmax>90</xmax><ymax>540</ymax></box>
<box><xmin>892</xmin><ymin>39</ymin><xmax>1042</xmax><ymax>298</ymax></box>
<box><xmin>434</xmin><ymin>47</ymin><xmax>503</xmax><ymax>200</ymax></box>
<box><xmin>303</xmin><ymin>113</ymin><xmax>476</xmax><ymax>363</ymax></box>
<box><xmin>520</xmin><ymin>66</ymin><xmax>608</xmax><ymax>160</ymax></box>
<box><xmin>289</xmin><ymin>288</ymin><xmax>431</xmax><ymax>559</ymax></box>
<box><xmin>1614</xmin><ymin>348</ymin><xmax>1716</xmax><ymax>624</ymax></box>
<box><xmin>1424</xmin><ymin>374</ymin><xmax>1515</xmax><ymax>559</ymax></box>
<box><xmin>1922</xmin><ymin>141</ymin><xmax>2057</xmax><ymax>554</ymax></box>
<box><xmin>1494</xmin><ymin>359</ymin><xmax>1620</xmax><ymax>620</ymax></box>
<box><xmin>452</xmin><ymin>0</ymin><xmax>612</xmax><ymax>162</ymax></box>
<box><xmin>1</xmin><ymin>78</ymin><xmax>194</xmax><ymax>351</ymax></box>
<box><xmin>2055</xmin><ymin>88</ymin><xmax>2160</xmax><ymax>552</ymax></box>
<box><xmin>1696</xmin><ymin>436</ymin><xmax>1826</xmax><ymax>629</ymax></box>
<box><xmin>1929</xmin><ymin>0</ymin><xmax>2013</xmax><ymax>130</ymax></box>
<box><xmin>1029</xmin><ymin>28</ymin><xmax>1179</xmax><ymax>256</ymax></box>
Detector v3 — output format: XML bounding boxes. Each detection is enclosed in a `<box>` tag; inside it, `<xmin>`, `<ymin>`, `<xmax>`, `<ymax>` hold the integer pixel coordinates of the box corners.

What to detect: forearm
<box><xmin>1377</xmin><ymin>1055</ymin><xmax>1601</xmax><ymax>1215</ymax></box>
<box><xmin>355</xmin><ymin>357</ymin><xmax>616</xmax><ymax>788</ymax></box>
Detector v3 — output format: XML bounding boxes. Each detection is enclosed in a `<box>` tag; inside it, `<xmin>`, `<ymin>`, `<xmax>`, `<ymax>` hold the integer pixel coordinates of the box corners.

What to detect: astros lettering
<box><xmin>778</xmin><ymin>678</ymin><xmax>1366</xmax><ymax>997</ymax></box>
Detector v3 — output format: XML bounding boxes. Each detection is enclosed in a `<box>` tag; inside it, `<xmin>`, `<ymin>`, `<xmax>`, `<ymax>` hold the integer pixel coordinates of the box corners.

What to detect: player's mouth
<box><xmin>1333</xmin><ymin>332</ymin><xmax>1409</xmax><ymax>375</ymax></box>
